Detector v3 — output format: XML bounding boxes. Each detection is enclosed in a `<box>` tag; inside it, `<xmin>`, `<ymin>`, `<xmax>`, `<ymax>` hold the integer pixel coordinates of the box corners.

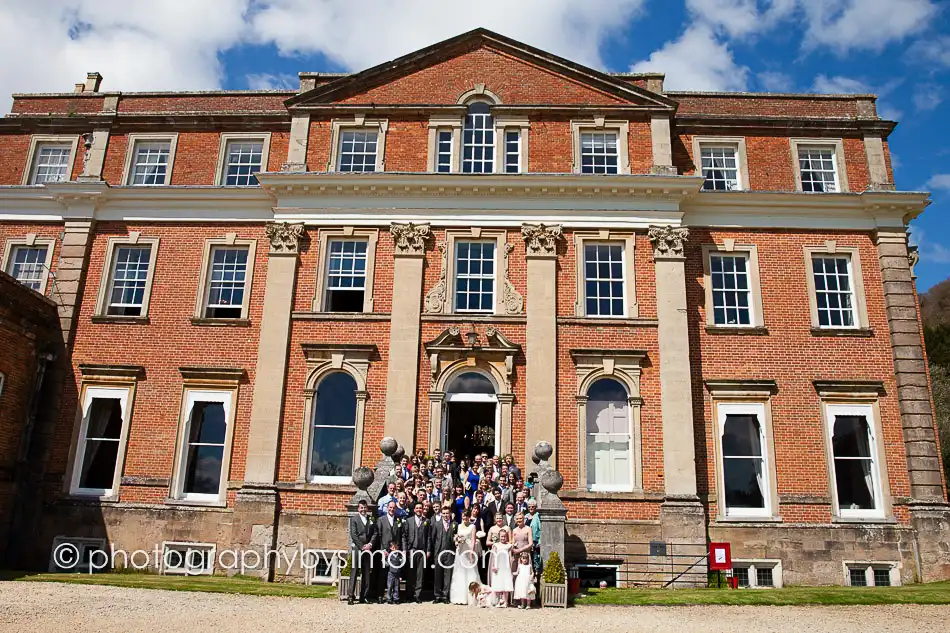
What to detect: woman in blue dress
<box><xmin>451</xmin><ymin>483</ymin><xmax>468</xmax><ymax>523</ymax></box>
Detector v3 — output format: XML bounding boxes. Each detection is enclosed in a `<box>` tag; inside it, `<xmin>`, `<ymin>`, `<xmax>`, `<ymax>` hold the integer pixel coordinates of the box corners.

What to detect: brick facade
<box><xmin>0</xmin><ymin>28</ymin><xmax>945</xmax><ymax>586</ymax></box>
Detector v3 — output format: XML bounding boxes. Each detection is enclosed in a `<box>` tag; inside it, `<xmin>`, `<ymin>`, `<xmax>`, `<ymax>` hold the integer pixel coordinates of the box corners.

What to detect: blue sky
<box><xmin>1</xmin><ymin>0</ymin><xmax>948</xmax><ymax>289</ymax></box>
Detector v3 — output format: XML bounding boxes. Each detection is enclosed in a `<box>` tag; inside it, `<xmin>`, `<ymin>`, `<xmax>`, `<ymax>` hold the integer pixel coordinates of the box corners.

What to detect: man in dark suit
<box><xmin>347</xmin><ymin>500</ymin><xmax>376</xmax><ymax>605</ymax></box>
<box><xmin>502</xmin><ymin>502</ymin><xmax>517</xmax><ymax>531</ymax></box>
<box><xmin>473</xmin><ymin>490</ymin><xmax>496</xmax><ymax>526</ymax></box>
<box><xmin>375</xmin><ymin>500</ymin><xmax>402</xmax><ymax>603</ymax></box>
<box><xmin>428</xmin><ymin>505</ymin><xmax>456</xmax><ymax>603</ymax></box>
<box><xmin>402</xmin><ymin>501</ymin><xmax>429</xmax><ymax>603</ymax></box>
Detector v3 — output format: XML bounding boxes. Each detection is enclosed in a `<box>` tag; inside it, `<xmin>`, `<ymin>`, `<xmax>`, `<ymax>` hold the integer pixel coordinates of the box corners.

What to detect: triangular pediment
<box><xmin>287</xmin><ymin>29</ymin><xmax>675</xmax><ymax>110</ymax></box>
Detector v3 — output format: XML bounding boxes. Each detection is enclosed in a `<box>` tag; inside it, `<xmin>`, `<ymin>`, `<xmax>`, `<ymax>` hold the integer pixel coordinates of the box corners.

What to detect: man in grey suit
<box><xmin>428</xmin><ymin>505</ymin><xmax>456</xmax><ymax>603</ymax></box>
<box><xmin>347</xmin><ymin>500</ymin><xmax>376</xmax><ymax>605</ymax></box>
<box><xmin>402</xmin><ymin>501</ymin><xmax>429</xmax><ymax>603</ymax></box>
<box><xmin>375</xmin><ymin>500</ymin><xmax>402</xmax><ymax>603</ymax></box>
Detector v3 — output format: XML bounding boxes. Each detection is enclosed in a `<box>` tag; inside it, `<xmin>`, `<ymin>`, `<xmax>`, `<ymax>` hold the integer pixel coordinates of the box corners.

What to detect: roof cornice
<box><xmin>674</xmin><ymin>114</ymin><xmax>896</xmax><ymax>136</ymax></box>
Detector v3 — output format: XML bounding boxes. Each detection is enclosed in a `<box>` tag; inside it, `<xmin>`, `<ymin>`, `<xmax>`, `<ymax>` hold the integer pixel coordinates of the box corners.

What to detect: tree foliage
<box><xmin>924</xmin><ymin>325</ymin><xmax>950</xmax><ymax>368</ymax></box>
<box><xmin>931</xmin><ymin>364</ymin><xmax>950</xmax><ymax>484</ymax></box>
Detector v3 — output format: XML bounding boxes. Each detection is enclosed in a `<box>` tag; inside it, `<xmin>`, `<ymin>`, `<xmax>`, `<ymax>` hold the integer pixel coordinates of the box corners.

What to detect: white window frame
<box><xmin>2</xmin><ymin>235</ymin><xmax>56</xmax><ymax>295</ymax></box>
<box><xmin>585</xmin><ymin>378</ymin><xmax>635</xmax><ymax>492</ymax></box>
<box><xmin>23</xmin><ymin>135</ymin><xmax>79</xmax><ymax>185</ymax></box>
<box><xmin>702</xmin><ymin>243</ymin><xmax>764</xmax><ymax>329</ymax></box>
<box><xmin>328</xmin><ymin>117</ymin><xmax>387</xmax><ymax>173</ymax></box>
<box><xmin>171</xmin><ymin>388</ymin><xmax>236</xmax><ymax>504</ymax></box>
<box><xmin>426</xmin><ymin>110</ymin><xmax>527</xmax><ymax>174</ymax></box>
<box><xmin>94</xmin><ymin>236</ymin><xmax>160</xmax><ymax>319</ymax></box>
<box><xmin>323</xmin><ymin>238</ymin><xmax>369</xmax><ymax>311</ymax></box>
<box><xmin>844</xmin><ymin>561</ymin><xmax>900</xmax><ymax>587</ymax></box>
<box><xmin>215</xmin><ymin>133</ymin><xmax>271</xmax><ymax>187</ymax></box>
<box><xmin>824</xmin><ymin>402</ymin><xmax>886</xmax><ymax>520</ymax></box>
<box><xmin>715</xmin><ymin>402</ymin><xmax>773</xmax><ymax>519</ymax></box>
<box><xmin>313</xmin><ymin>228</ymin><xmax>379</xmax><ymax>313</ymax></box>
<box><xmin>193</xmin><ymin>236</ymin><xmax>257</xmax><ymax>321</ymax></box>
<box><xmin>573</xmin><ymin>232</ymin><xmax>638</xmax><ymax>318</ymax></box>
<box><xmin>732</xmin><ymin>559</ymin><xmax>783</xmax><ymax>588</ymax></box>
<box><xmin>69</xmin><ymin>385</ymin><xmax>133</xmax><ymax>499</ymax></box>
<box><xmin>581</xmin><ymin>241</ymin><xmax>628</xmax><ymax>318</ymax></box>
<box><xmin>303</xmin><ymin>549</ymin><xmax>347</xmax><ymax>585</ymax></box>
<box><xmin>161</xmin><ymin>542</ymin><xmax>216</xmax><ymax>576</ymax></box>
<box><xmin>122</xmin><ymin>133</ymin><xmax>178</xmax><ymax>186</ymax></box>
<box><xmin>790</xmin><ymin>138</ymin><xmax>849</xmax><ymax>193</ymax></box>
<box><xmin>453</xmin><ymin>239</ymin><xmax>497</xmax><ymax>314</ymax></box>
<box><xmin>692</xmin><ymin>136</ymin><xmax>749</xmax><ymax>191</ymax></box>
<box><xmin>803</xmin><ymin>244</ymin><xmax>869</xmax><ymax>331</ymax></box>
<box><xmin>571</xmin><ymin>119</ymin><xmax>631</xmax><ymax>175</ymax></box>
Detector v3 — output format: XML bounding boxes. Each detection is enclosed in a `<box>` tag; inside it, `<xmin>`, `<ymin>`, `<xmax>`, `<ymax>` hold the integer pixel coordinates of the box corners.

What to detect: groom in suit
<box><xmin>402</xmin><ymin>501</ymin><xmax>429</xmax><ymax>603</ymax></box>
<box><xmin>429</xmin><ymin>504</ymin><xmax>456</xmax><ymax>603</ymax></box>
<box><xmin>375</xmin><ymin>500</ymin><xmax>403</xmax><ymax>603</ymax></box>
<box><xmin>347</xmin><ymin>500</ymin><xmax>376</xmax><ymax>605</ymax></box>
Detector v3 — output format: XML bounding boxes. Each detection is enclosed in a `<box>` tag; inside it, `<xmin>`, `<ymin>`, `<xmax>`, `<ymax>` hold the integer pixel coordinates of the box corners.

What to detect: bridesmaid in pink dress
<box><xmin>510</xmin><ymin>513</ymin><xmax>533</xmax><ymax>572</ymax></box>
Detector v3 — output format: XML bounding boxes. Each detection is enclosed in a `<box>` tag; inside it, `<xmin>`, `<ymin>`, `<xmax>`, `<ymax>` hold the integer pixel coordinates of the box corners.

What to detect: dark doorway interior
<box><xmin>446</xmin><ymin>401</ymin><xmax>496</xmax><ymax>458</ymax></box>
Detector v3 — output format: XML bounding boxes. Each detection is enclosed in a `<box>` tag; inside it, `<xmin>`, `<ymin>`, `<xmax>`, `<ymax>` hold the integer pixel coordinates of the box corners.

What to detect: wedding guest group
<box><xmin>346</xmin><ymin>451</ymin><xmax>542</xmax><ymax>607</ymax></box>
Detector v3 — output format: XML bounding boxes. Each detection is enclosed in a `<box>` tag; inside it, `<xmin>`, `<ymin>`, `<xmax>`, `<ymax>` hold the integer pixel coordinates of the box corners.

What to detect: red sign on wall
<box><xmin>709</xmin><ymin>542</ymin><xmax>732</xmax><ymax>571</ymax></box>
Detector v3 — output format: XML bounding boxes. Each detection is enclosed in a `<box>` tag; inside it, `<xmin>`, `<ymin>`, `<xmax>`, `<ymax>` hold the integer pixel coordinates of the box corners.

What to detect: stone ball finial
<box><xmin>531</xmin><ymin>452</ymin><xmax>541</xmax><ymax>465</ymax></box>
<box><xmin>540</xmin><ymin>469</ymin><xmax>563</xmax><ymax>495</ymax></box>
<box><xmin>534</xmin><ymin>440</ymin><xmax>553</xmax><ymax>462</ymax></box>
<box><xmin>392</xmin><ymin>444</ymin><xmax>406</xmax><ymax>463</ymax></box>
<box><xmin>380</xmin><ymin>437</ymin><xmax>398</xmax><ymax>457</ymax></box>
<box><xmin>352</xmin><ymin>466</ymin><xmax>374</xmax><ymax>491</ymax></box>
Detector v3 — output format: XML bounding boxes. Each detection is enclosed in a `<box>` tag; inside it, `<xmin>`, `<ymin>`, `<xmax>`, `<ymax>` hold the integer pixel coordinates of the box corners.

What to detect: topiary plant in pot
<box><xmin>541</xmin><ymin>551</ymin><xmax>568</xmax><ymax>607</ymax></box>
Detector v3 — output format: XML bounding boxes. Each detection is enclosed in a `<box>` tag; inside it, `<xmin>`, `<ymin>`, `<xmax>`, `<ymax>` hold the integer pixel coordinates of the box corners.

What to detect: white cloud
<box><xmin>908</xmin><ymin>35</ymin><xmax>950</xmax><ymax>67</ymax></box>
<box><xmin>757</xmin><ymin>70</ymin><xmax>794</xmax><ymax>91</ymax></box>
<box><xmin>927</xmin><ymin>174</ymin><xmax>950</xmax><ymax>191</ymax></box>
<box><xmin>913</xmin><ymin>83</ymin><xmax>944</xmax><ymax>111</ymax></box>
<box><xmin>797</xmin><ymin>0</ymin><xmax>937</xmax><ymax>54</ymax></box>
<box><xmin>811</xmin><ymin>74</ymin><xmax>869</xmax><ymax>94</ymax></box>
<box><xmin>247</xmin><ymin>0</ymin><xmax>646</xmax><ymax>71</ymax></box>
<box><xmin>630</xmin><ymin>25</ymin><xmax>749</xmax><ymax>91</ymax></box>
<box><xmin>245</xmin><ymin>72</ymin><xmax>297</xmax><ymax>90</ymax></box>
<box><xmin>0</xmin><ymin>0</ymin><xmax>647</xmax><ymax>113</ymax></box>
<box><xmin>910</xmin><ymin>222</ymin><xmax>950</xmax><ymax>265</ymax></box>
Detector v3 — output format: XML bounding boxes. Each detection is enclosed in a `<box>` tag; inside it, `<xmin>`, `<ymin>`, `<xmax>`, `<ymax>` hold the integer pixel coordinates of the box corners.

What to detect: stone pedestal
<box><xmin>537</xmin><ymin>463</ymin><xmax>566</xmax><ymax>571</ymax></box>
<box><xmin>229</xmin><ymin>486</ymin><xmax>279</xmax><ymax>579</ymax></box>
<box><xmin>910</xmin><ymin>503</ymin><xmax>950</xmax><ymax>582</ymax></box>
<box><xmin>659</xmin><ymin>498</ymin><xmax>708</xmax><ymax>587</ymax></box>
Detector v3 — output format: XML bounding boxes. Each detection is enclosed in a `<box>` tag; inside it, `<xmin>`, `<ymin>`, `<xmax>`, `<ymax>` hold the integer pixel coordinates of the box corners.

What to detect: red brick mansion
<box><xmin>0</xmin><ymin>29</ymin><xmax>946</xmax><ymax>587</ymax></box>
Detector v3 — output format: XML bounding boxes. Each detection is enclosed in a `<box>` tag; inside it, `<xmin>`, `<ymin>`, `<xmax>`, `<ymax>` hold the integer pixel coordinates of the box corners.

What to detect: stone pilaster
<box><xmin>384</xmin><ymin>222</ymin><xmax>430</xmax><ymax>450</ymax></box>
<box><xmin>864</xmin><ymin>135</ymin><xmax>894</xmax><ymax>191</ymax></box>
<box><xmin>243</xmin><ymin>222</ymin><xmax>304</xmax><ymax>485</ymax></box>
<box><xmin>650</xmin><ymin>115</ymin><xmax>676</xmax><ymax>175</ymax></box>
<box><xmin>522</xmin><ymin>223</ymin><xmax>561</xmax><ymax>468</ymax></box>
<box><xmin>282</xmin><ymin>114</ymin><xmax>310</xmax><ymax>171</ymax></box>
<box><xmin>874</xmin><ymin>229</ymin><xmax>950</xmax><ymax>582</ymax></box>
<box><xmin>648</xmin><ymin>225</ymin><xmax>698</xmax><ymax>500</ymax></box>
<box><xmin>78</xmin><ymin>129</ymin><xmax>110</xmax><ymax>181</ymax></box>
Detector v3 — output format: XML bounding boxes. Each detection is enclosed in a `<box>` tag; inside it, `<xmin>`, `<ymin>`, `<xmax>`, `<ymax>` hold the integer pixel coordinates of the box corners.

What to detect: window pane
<box><xmin>832</xmin><ymin>414</ymin><xmax>876</xmax><ymax>511</ymax></box>
<box><xmin>580</xmin><ymin>132</ymin><xmax>619</xmax><ymax>174</ymax></box>
<box><xmin>130</xmin><ymin>141</ymin><xmax>171</xmax><ymax>185</ymax></box>
<box><xmin>586</xmin><ymin>379</ymin><xmax>630</xmax><ymax>488</ymax></box>
<box><xmin>224</xmin><ymin>141</ymin><xmax>263</xmax><ymax>186</ymax></box>
<box><xmin>310</xmin><ymin>373</ymin><xmax>358</xmax><ymax>478</ymax></box>
<box><xmin>583</xmin><ymin>243</ymin><xmax>625</xmax><ymax>316</ymax></box>
<box><xmin>454</xmin><ymin>241</ymin><xmax>495</xmax><ymax>313</ymax></box>
<box><xmin>756</xmin><ymin>567</ymin><xmax>774</xmax><ymax>587</ymax></box>
<box><xmin>873</xmin><ymin>569</ymin><xmax>891</xmax><ymax>587</ymax></box>
<box><xmin>8</xmin><ymin>245</ymin><xmax>48</xmax><ymax>291</ymax></box>
<box><xmin>337</xmin><ymin>130</ymin><xmax>378</xmax><ymax>173</ymax></box>
<box><xmin>446</xmin><ymin>372</ymin><xmax>495</xmax><ymax>394</ymax></box>
<box><xmin>462</xmin><ymin>103</ymin><xmax>495</xmax><ymax>174</ymax></box>
<box><xmin>700</xmin><ymin>146</ymin><xmax>740</xmax><ymax>191</ymax></box>
<box><xmin>849</xmin><ymin>568</ymin><xmax>867</xmax><ymax>586</ymax></box>
<box><xmin>206</xmin><ymin>246</ymin><xmax>248</xmax><ymax>318</ymax></box>
<box><xmin>710</xmin><ymin>254</ymin><xmax>752</xmax><ymax>325</ymax></box>
<box><xmin>78</xmin><ymin>398</ymin><xmax>123</xmax><ymax>490</ymax></box>
<box><xmin>31</xmin><ymin>144</ymin><xmax>71</xmax><ymax>184</ymax></box>
<box><xmin>107</xmin><ymin>246</ymin><xmax>151</xmax><ymax>316</ymax></box>
<box><xmin>812</xmin><ymin>256</ymin><xmax>855</xmax><ymax>328</ymax></box>
<box><xmin>799</xmin><ymin>147</ymin><xmax>837</xmax><ymax>193</ymax></box>
<box><xmin>183</xmin><ymin>401</ymin><xmax>226</xmax><ymax>495</ymax></box>
<box><xmin>722</xmin><ymin>413</ymin><xmax>766</xmax><ymax>510</ymax></box>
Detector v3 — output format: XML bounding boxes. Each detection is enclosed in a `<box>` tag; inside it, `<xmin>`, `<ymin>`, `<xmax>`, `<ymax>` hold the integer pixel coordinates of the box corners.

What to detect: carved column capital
<box><xmin>390</xmin><ymin>222</ymin><xmax>431</xmax><ymax>256</ymax></box>
<box><xmin>908</xmin><ymin>244</ymin><xmax>920</xmax><ymax>279</ymax></box>
<box><xmin>521</xmin><ymin>223</ymin><xmax>563</xmax><ymax>258</ymax></box>
<box><xmin>265</xmin><ymin>222</ymin><xmax>305</xmax><ymax>255</ymax></box>
<box><xmin>648</xmin><ymin>225</ymin><xmax>689</xmax><ymax>259</ymax></box>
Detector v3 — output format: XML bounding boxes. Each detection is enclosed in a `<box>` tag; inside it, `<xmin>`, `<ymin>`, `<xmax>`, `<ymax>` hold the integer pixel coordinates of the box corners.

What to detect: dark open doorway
<box><xmin>445</xmin><ymin>401</ymin><xmax>496</xmax><ymax>458</ymax></box>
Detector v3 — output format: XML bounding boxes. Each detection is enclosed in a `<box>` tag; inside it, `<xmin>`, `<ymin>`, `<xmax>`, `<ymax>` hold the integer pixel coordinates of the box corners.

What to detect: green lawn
<box><xmin>0</xmin><ymin>570</ymin><xmax>336</xmax><ymax>599</ymax></box>
<box><xmin>575</xmin><ymin>581</ymin><xmax>950</xmax><ymax>606</ymax></box>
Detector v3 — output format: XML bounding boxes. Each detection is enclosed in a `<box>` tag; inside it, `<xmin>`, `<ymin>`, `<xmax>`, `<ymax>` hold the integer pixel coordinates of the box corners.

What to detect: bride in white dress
<box><xmin>449</xmin><ymin>510</ymin><xmax>481</xmax><ymax>605</ymax></box>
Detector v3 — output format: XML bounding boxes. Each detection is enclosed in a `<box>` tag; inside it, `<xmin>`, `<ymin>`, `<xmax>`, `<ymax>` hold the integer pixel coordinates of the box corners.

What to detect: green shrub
<box><xmin>340</xmin><ymin>554</ymin><xmax>352</xmax><ymax>578</ymax></box>
<box><xmin>708</xmin><ymin>570</ymin><xmax>728</xmax><ymax>588</ymax></box>
<box><xmin>542</xmin><ymin>551</ymin><xmax>566</xmax><ymax>584</ymax></box>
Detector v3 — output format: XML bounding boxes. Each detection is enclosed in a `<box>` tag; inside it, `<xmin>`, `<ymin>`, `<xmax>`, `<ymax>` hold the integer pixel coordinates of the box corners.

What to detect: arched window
<box><xmin>585</xmin><ymin>378</ymin><xmax>631</xmax><ymax>490</ymax></box>
<box><xmin>309</xmin><ymin>372</ymin><xmax>358</xmax><ymax>478</ymax></box>
<box><xmin>462</xmin><ymin>102</ymin><xmax>495</xmax><ymax>174</ymax></box>
<box><xmin>446</xmin><ymin>371</ymin><xmax>496</xmax><ymax>394</ymax></box>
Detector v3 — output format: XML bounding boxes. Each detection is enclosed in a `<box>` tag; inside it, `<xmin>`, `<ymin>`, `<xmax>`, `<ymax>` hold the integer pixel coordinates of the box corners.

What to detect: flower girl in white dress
<box><xmin>512</xmin><ymin>551</ymin><xmax>536</xmax><ymax>609</ymax></box>
<box><xmin>488</xmin><ymin>529</ymin><xmax>514</xmax><ymax>607</ymax></box>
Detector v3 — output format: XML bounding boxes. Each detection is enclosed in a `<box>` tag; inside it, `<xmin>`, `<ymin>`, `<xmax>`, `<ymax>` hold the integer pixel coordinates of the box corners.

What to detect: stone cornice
<box><xmin>674</xmin><ymin>114</ymin><xmax>896</xmax><ymax>136</ymax></box>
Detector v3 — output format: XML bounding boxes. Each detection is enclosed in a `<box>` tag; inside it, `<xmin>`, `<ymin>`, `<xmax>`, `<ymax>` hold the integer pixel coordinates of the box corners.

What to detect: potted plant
<box><xmin>541</xmin><ymin>551</ymin><xmax>568</xmax><ymax>608</ymax></box>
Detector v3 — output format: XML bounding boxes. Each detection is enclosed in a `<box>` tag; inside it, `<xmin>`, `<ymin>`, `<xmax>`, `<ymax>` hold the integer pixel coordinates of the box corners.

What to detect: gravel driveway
<box><xmin>2</xmin><ymin>581</ymin><xmax>948</xmax><ymax>633</ymax></box>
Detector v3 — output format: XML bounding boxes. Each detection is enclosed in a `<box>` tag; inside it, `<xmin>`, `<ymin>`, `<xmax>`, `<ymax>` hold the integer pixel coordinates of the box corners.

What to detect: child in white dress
<box><xmin>488</xmin><ymin>529</ymin><xmax>514</xmax><ymax>607</ymax></box>
<box><xmin>512</xmin><ymin>551</ymin><xmax>535</xmax><ymax>609</ymax></box>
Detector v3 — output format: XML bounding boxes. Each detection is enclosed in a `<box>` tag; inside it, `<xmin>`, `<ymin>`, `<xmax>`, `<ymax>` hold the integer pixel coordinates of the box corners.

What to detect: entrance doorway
<box><xmin>442</xmin><ymin>371</ymin><xmax>499</xmax><ymax>458</ymax></box>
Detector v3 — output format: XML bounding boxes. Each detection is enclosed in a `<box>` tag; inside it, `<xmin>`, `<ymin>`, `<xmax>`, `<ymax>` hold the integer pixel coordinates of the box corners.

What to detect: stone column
<box><xmin>78</xmin><ymin>129</ymin><xmax>110</xmax><ymax>181</ymax></box>
<box><xmin>522</xmin><ymin>223</ymin><xmax>562</xmax><ymax>468</ymax></box>
<box><xmin>874</xmin><ymin>230</ymin><xmax>950</xmax><ymax>581</ymax></box>
<box><xmin>384</xmin><ymin>223</ymin><xmax>430</xmax><ymax>451</ymax></box>
<box><xmin>233</xmin><ymin>222</ymin><xmax>303</xmax><ymax>579</ymax></box>
<box><xmin>864</xmin><ymin>135</ymin><xmax>894</xmax><ymax>191</ymax></box>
